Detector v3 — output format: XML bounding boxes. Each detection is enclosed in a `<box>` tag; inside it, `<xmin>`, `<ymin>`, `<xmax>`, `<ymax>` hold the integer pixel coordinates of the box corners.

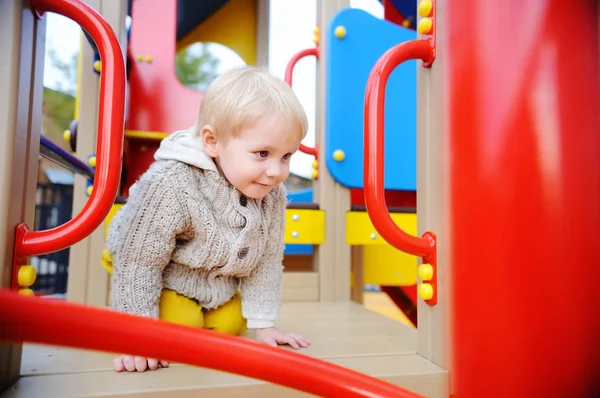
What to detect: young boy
<box><xmin>106</xmin><ymin>66</ymin><xmax>310</xmax><ymax>373</ymax></box>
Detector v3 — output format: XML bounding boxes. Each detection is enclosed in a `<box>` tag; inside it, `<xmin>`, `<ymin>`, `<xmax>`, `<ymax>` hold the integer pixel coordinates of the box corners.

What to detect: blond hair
<box><xmin>193</xmin><ymin>66</ymin><xmax>308</xmax><ymax>142</ymax></box>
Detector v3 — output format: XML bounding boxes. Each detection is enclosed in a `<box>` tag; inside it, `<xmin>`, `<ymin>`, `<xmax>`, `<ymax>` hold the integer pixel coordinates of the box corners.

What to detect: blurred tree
<box><xmin>47</xmin><ymin>48</ymin><xmax>78</xmax><ymax>97</ymax></box>
<box><xmin>175</xmin><ymin>42</ymin><xmax>221</xmax><ymax>91</ymax></box>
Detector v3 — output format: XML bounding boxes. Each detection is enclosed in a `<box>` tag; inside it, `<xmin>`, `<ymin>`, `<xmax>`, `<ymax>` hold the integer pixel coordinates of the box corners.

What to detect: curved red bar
<box><xmin>364</xmin><ymin>40</ymin><xmax>435</xmax><ymax>258</ymax></box>
<box><xmin>0</xmin><ymin>289</ymin><xmax>422</xmax><ymax>398</ymax></box>
<box><xmin>19</xmin><ymin>0</ymin><xmax>125</xmax><ymax>256</ymax></box>
<box><xmin>284</xmin><ymin>47</ymin><xmax>319</xmax><ymax>157</ymax></box>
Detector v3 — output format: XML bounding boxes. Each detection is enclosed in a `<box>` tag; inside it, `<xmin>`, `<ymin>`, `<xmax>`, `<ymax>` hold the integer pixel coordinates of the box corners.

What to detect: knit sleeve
<box><xmin>107</xmin><ymin>164</ymin><xmax>189</xmax><ymax>319</ymax></box>
<box><xmin>240</xmin><ymin>185</ymin><xmax>287</xmax><ymax>329</ymax></box>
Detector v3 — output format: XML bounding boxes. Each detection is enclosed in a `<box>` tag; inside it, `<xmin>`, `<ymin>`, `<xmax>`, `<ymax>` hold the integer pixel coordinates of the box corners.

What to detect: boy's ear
<box><xmin>200</xmin><ymin>125</ymin><xmax>218</xmax><ymax>157</ymax></box>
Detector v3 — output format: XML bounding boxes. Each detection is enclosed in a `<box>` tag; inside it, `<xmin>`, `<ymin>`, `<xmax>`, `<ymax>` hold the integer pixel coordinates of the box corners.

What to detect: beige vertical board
<box><xmin>67</xmin><ymin>0</ymin><xmax>129</xmax><ymax>307</ymax></box>
<box><xmin>66</xmin><ymin>0</ymin><xmax>102</xmax><ymax>304</ymax></box>
<box><xmin>255</xmin><ymin>0</ymin><xmax>270</xmax><ymax>67</ymax></box>
<box><xmin>416</xmin><ymin>0</ymin><xmax>452</xmax><ymax>380</ymax></box>
<box><xmin>81</xmin><ymin>0</ymin><xmax>128</xmax><ymax>307</ymax></box>
<box><xmin>0</xmin><ymin>0</ymin><xmax>45</xmax><ymax>391</ymax></box>
<box><xmin>314</xmin><ymin>0</ymin><xmax>351</xmax><ymax>301</ymax></box>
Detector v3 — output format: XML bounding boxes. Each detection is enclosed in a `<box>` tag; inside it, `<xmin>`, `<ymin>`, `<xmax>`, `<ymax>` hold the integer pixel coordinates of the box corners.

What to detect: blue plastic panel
<box><xmin>285</xmin><ymin>187</ymin><xmax>314</xmax><ymax>255</ymax></box>
<box><xmin>325</xmin><ymin>8</ymin><xmax>417</xmax><ymax>190</ymax></box>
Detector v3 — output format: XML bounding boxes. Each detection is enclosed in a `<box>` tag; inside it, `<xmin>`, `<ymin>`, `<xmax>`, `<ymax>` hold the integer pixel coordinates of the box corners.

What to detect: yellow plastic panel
<box><xmin>176</xmin><ymin>0</ymin><xmax>257</xmax><ymax>65</ymax></box>
<box><xmin>346</xmin><ymin>211</ymin><xmax>417</xmax><ymax>245</ymax></box>
<box><xmin>285</xmin><ymin>209</ymin><xmax>325</xmax><ymax>245</ymax></box>
<box><xmin>363</xmin><ymin>245</ymin><xmax>417</xmax><ymax>286</ymax></box>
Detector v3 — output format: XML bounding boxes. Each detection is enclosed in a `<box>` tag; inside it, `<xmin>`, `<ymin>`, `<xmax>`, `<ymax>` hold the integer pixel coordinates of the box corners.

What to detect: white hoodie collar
<box><xmin>153</xmin><ymin>128</ymin><xmax>218</xmax><ymax>172</ymax></box>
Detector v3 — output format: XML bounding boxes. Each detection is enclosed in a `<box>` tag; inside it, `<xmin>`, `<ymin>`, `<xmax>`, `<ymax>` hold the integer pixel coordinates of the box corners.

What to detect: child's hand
<box><xmin>113</xmin><ymin>354</ymin><xmax>169</xmax><ymax>372</ymax></box>
<box><xmin>254</xmin><ymin>327</ymin><xmax>310</xmax><ymax>349</ymax></box>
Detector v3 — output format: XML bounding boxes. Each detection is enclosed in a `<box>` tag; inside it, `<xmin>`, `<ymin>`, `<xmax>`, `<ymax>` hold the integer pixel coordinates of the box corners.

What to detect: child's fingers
<box><xmin>297</xmin><ymin>335</ymin><xmax>310</xmax><ymax>348</ymax></box>
<box><xmin>123</xmin><ymin>355</ymin><xmax>137</xmax><ymax>372</ymax></box>
<box><xmin>134</xmin><ymin>356</ymin><xmax>148</xmax><ymax>372</ymax></box>
<box><xmin>159</xmin><ymin>359</ymin><xmax>170</xmax><ymax>368</ymax></box>
<box><xmin>286</xmin><ymin>336</ymin><xmax>300</xmax><ymax>349</ymax></box>
<box><xmin>147</xmin><ymin>358</ymin><xmax>159</xmax><ymax>371</ymax></box>
<box><xmin>113</xmin><ymin>355</ymin><xmax>126</xmax><ymax>372</ymax></box>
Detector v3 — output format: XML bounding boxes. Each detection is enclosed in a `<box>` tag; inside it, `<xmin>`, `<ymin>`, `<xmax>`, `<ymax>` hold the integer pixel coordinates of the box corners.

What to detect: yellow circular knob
<box><xmin>86</xmin><ymin>185</ymin><xmax>93</xmax><ymax>196</ymax></box>
<box><xmin>332</xmin><ymin>149</ymin><xmax>345</xmax><ymax>162</ymax></box>
<box><xmin>418</xmin><ymin>283</ymin><xmax>434</xmax><ymax>301</ymax></box>
<box><xmin>417</xmin><ymin>18</ymin><xmax>433</xmax><ymax>35</ymax></box>
<box><xmin>144</xmin><ymin>55</ymin><xmax>153</xmax><ymax>63</ymax></box>
<box><xmin>418</xmin><ymin>0</ymin><xmax>433</xmax><ymax>17</ymax></box>
<box><xmin>93</xmin><ymin>60</ymin><xmax>102</xmax><ymax>72</ymax></box>
<box><xmin>88</xmin><ymin>155</ymin><xmax>97</xmax><ymax>167</ymax></box>
<box><xmin>18</xmin><ymin>288</ymin><xmax>35</xmax><ymax>296</ymax></box>
<box><xmin>313</xmin><ymin>26</ymin><xmax>320</xmax><ymax>35</ymax></box>
<box><xmin>334</xmin><ymin>26</ymin><xmax>346</xmax><ymax>39</ymax></box>
<box><xmin>311</xmin><ymin>169</ymin><xmax>319</xmax><ymax>179</ymax></box>
<box><xmin>402</xmin><ymin>19</ymin><xmax>411</xmax><ymax>28</ymax></box>
<box><xmin>18</xmin><ymin>265</ymin><xmax>36</xmax><ymax>288</ymax></box>
<box><xmin>63</xmin><ymin>129</ymin><xmax>71</xmax><ymax>142</ymax></box>
<box><xmin>418</xmin><ymin>264</ymin><xmax>434</xmax><ymax>281</ymax></box>
<box><xmin>313</xmin><ymin>34</ymin><xmax>319</xmax><ymax>44</ymax></box>
<box><xmin>312</xmin><ymin>160</ymin><xmax>318</xmax><ymax>169</ymax></box>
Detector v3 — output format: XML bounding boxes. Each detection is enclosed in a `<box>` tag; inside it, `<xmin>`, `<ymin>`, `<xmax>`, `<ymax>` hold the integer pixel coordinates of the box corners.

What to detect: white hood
<box><xmin>154</xmin><ymin>129</ymin><xmax>217</xmax><ymax>172</ymax></box>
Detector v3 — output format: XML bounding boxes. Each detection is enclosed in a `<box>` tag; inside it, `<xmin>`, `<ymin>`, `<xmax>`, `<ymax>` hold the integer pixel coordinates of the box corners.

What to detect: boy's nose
<box><xmin>265</xmin><ymin>163</ymin><xmax>283</xmax><ymax>178</ymax></box>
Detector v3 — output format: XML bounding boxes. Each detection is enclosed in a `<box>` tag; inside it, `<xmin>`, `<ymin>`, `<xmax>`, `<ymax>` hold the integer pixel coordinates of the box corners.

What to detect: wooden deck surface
<box><xmin>2</xmin><ymin>301</ymin><xmax>447</xmax><ymax>397</ymax></box>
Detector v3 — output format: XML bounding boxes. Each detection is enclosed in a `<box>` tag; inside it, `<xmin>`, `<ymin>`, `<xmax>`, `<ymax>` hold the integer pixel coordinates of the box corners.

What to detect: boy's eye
<box><xmin>257</xmin><ymin>151</ymin><xmax>269</xmax><ymax>158</ymax></box>
<box><xmin>283</xmin><ymin>153</ymin><xmax>291</xmax><ymax>160</ymax></box>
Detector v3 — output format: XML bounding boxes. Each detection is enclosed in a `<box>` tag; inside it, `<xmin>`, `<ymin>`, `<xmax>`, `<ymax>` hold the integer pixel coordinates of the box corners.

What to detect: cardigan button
<box><xmin>239</xmin><ymin>195</ymin><xmax>247</xmax><ymax>207</ymax></box>
<box><xmin>238</xmin><ymin>247</ymin><xmax>249</xmax><ymax>259</ymax></box>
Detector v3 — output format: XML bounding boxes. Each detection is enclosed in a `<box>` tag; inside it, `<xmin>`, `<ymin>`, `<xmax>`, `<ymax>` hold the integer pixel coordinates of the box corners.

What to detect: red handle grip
<box><xmin>19</xmin><ymin>0</ymin><xmax>125</xmax><ymax>256</ymax></box>
<box><xmin>364</xmin><ymin>40</ymin><xmax>435</xmax><ymax>259</ymax></box>
<box><xmin>285</xmin><ymin>47</ymin><xmax>319</xmax><ymax>157</ymax></box>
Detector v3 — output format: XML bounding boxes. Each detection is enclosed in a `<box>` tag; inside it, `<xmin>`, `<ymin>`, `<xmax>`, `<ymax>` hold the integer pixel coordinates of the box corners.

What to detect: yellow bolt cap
<box><xmin>18</xmin><ymin>288</ymin><xmax>35</xmax><ymax>296</ymax></box>
<box><xmin>418</xmin><ymin>283</ymin><xmax>434</xmax><ymax>301</ymax></box>
<box><xmin>93</xmin><ymin>60</ymin><xmax>102</xmax><ymax>72</ymax></box>
<box><xmin>417</xmin><ymin>18</ymin><xmax>433</xmax><ymax>35</ymax></box>
<box><xmin>312</xmin><ymin>160</ymin><xmax>318</xmax><ymax>169</ymax></box>
<box><xmin>418</xmin><ymin>264</ymin><xmax>434</xmax><ymax>281</ymax></box>
<box><xmin>332</xmin><ymin>149</ymin><xmax>345</xmax><ymax>162</ymax></box>
<box><xmin>18</xmin><ymin>265</ymin><xmax>37</xmax><ymax>288</ymax></box>
<box><xmin>63</xmin><ymin>129</ymin><xmax>71</xmax><ymax>142</ymax></box>
<box><xmin>311</xmin><ymin>169</ymin><xmax>319</xmax><ymax>179</ymax></box>
<box><xmin>418</xmin><ymin>0</ymin><xmax>433</xmax><ymax>17</ymax></box>
<box><xmin>86</xmin><ymin>185</ymin><xmax>93</xmax><ymax>196</ymax></box>
<box><xmin>334</xmin><ymin>26</ymin><xmax>346</xmax><ymax>39</ymax></box>
<box><xmin>88</xmin><ymin>155</ymin><xmax>96</xmax><ymax>167</ymax></box>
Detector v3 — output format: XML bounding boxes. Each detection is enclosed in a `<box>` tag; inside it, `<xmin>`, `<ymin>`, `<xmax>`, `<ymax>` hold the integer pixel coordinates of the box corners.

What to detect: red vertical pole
<box><xmin>448</xmin><ymin>1</ymin><xmax>600</xmax><ymax>397</ymax></box>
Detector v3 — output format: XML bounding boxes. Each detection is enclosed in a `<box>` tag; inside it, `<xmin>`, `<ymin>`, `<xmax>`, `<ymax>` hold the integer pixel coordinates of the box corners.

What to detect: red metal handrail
<box><xmin>19</xmin><ymin>0</ymin><xmax>125</xmax><ymax>256</ymax></box>
<box><xmin>364</xmin><ymin>40</ymin><xmax>435</xmax><ymax>259</ymax></box>
<box><xmin>0</xmin><ymin>290</ymin><xmax>423</xmax><ymax>398</ymax></box>
<box><xmin>285</xmin><ymin>47</ymin><xmax>319</xmax><ymax>157</ymax></box>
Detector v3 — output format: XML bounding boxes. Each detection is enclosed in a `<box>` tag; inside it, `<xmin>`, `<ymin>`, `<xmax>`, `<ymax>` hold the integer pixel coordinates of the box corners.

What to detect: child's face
<box><xmin>203</xmin><ymin>115</ymin><xmax>301</xmax><ymax>199</ymax></box>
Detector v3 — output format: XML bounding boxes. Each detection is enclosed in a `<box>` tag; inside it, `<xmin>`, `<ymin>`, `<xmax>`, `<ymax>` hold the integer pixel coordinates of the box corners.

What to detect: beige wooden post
<box><xmin>0</xmin><ymin>0</ymin><xmax>46</xmax><ymax>391</ymax></box>
<box><xmin>67</xmin><ymin>0</ymin><xmax>128</xmax><ymax>307</ymax></box>
<box><xmin>314</xmin><ymin>0</ymin><xmax>352</xmax><ymax>301</ymax></box>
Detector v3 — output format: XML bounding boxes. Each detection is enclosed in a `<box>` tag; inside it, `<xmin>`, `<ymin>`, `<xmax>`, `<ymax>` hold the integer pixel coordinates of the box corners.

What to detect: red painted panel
<box><xmin>350</xmin><ymin>188</ymin><xmax>416</xmax><ymax>209</ymax></box>
<box><xmin>127</xmin><ymin>0</ymin><xmax>202</xmax><ymax>134</ymax></box>
<box><xmin>448</xmin><ymin>1</ymin><xmax>600</xmax><ymax>396</ymax></box>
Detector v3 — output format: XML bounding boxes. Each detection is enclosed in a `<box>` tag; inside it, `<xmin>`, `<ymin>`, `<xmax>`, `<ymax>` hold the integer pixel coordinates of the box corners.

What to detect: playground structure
<box><xmin>1</xmin><ymin>0</ymin><xmax>599</xmax><ymax>397</ymax></box>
